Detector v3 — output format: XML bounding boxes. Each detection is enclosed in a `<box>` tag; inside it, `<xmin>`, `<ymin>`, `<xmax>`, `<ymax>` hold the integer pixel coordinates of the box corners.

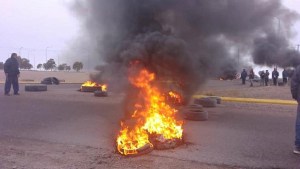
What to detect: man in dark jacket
<box><xmin>291</xmin><ymin>65</ymin><xmax>300</xmax><ymax>154</ymax></box>
<box><xmin>265</xmin><ymin>70</ymin><xmax>270</xmax><ymax>86</ymax></box>
<box><xmin>241</xmin><ymin>69</ymin><xmax>247</xmax><ymax>85</ymax></box>
<box><xmin>259</xmin><ymin>70</ymin><xmax>265</xmax><ymax>86</ymax></box>
<box><xmin>272</xmin><ymin>68</ymin><xmax>279</xmax><ymax>86</ymax></box>
<box><xmin>4</xmin><ymin>53</ymin><xmax>20</xmax><ymax>95</ymax></box>
<box><xmin>282</xmin><ymin>68</ymin><xmax>288</xmax><ymax>85</ymax></box>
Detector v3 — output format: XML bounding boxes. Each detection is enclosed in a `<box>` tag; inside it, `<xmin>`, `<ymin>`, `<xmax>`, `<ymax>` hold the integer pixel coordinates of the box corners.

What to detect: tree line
<box><xmin>0</xmin><ymin>56</ymin><xmax>84</xmax><ymax>72</ymax></box>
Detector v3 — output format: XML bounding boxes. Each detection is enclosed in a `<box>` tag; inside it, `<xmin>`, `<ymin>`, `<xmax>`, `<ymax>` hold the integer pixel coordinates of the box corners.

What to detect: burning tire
<box><xmin>80</xmin><ymin>81</ymin><xmax>107</xmax><ymax>92</ymax></box>
<box><xmin>194</xmin><ymin>98</ymin><xmax>217</xmax><ymax>107</ymax></box>
<box><xmin>149</xmin><ymin>134</ymin><xmax>183</xmax><ymax>150</ymax></box>
<box><xmin>94</xmin><ymin>90</ymin><xmax>108</xmax><ymax>97</ymax></box>
<box><xmin>118</xmin><ymin>143</ymin><xmax>154</xmax><ymax>157</ymax></box>
<box><xmin>81</xmin><ymin>86</ymin><xmax>102</xmax><ymax>92</ymax></box>
<box><xmin>25</xmin><ymin>84</ymin><xmax>47</xmax><ymax>92</ymax></box>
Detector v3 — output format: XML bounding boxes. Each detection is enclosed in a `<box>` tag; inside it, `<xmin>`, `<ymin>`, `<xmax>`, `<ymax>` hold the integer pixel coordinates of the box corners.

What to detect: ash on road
<box><xmin>0</xmin><ymin>81</ymin><xmax>299</xmax><ymax>169</ymax></box>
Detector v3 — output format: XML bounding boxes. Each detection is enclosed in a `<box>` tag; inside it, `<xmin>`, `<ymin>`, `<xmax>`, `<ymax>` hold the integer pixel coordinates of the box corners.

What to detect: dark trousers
<box><xmin>283</xmin><ymin>78</ymin><xmax>288</xmax><ymax>84</ymax></box>
<box><xmin>242</xmin><ymin>78</ymin><xmax>246</xmax><ymax>85</ymax></box>
<box><xmin>273</xmin><ymin>78</ymin><xmax>277</xmax><ymax>86</ymax></box>
<box><xmin>295</xmin><ymin>104</ymin><xmax>300</xmax><ymax>148</ymax></box>
<box><xmin>5</xmin><ymin>75</ymin><xmax>19</xmax><ymax>94</ymax></box>
<box><xmin>265</xmin><ymin>78</ymin><xmax>269</xmax><ymax>86</ymax></box>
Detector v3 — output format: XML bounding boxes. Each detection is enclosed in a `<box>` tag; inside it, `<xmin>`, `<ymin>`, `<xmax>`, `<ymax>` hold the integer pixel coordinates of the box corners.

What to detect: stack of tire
<box><xmin>183</xmin><ymin>96</ymin><xmax>221</xmax><ymax>121</ymax></box>
<box><xmin>194</xmin><ymin>96</ymin><xmax>221</xmax><ymax>107</ymax></box>
<box><xmin>183</xmin><ymin>104</ymin><xmax>208</xmax><ymax>121</ymax></box>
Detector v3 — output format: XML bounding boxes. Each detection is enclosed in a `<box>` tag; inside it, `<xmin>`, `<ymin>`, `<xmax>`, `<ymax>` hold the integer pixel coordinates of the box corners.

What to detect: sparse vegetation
<box><xmin>58</xmin><ymin>63</ymin><xmax>68</xmax><ymax>71</ymax></box>
<box><xmin>37</xmin><ymin>63</ymin><xmax>43</xmax><ymax>70</ymax></box>
<box><xmin>73</xmin><ymin>61</ymin><xmax>83</xmax><ymax>72</ymax></box>
<box><xmin>43</xmin><ymin>59</ymin><xmax>56</xmax><ymax>71</ymax></box>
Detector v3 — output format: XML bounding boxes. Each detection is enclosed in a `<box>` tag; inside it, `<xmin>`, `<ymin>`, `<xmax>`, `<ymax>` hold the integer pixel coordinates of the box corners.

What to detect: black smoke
<box><xmin>71</xmin><ymin>0</ymin><xmax>299</xmax><ymax>97</ymax></box>
<box><xmin>253</xmin><ymin>33</ymin><xmax>300</xmax><ymax>67</ymax></box>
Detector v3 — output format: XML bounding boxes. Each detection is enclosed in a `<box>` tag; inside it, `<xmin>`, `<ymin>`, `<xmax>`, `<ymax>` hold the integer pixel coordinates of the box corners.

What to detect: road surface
<box><xmin>0</xmin><ymin>84</ymin><xmax>299</xmax><ymax>168</ymax></box>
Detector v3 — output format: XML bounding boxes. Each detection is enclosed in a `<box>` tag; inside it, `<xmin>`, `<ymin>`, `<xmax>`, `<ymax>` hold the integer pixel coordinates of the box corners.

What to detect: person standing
<box><xmin>272</xmin><ymin>68</ymin><xmax>279</xmax><ymax>86</ymax></box>
<box><xmin>259</xmin><ymin>70</ymin><xmax>265</xmax><ymax>86</ymax></box>
<box><xmin>249</xmin><ymin>68</ymin><xmax>255</xmax><ymax>87</ymax></box>
<box><xmin>282</xmin><ymin>68</ymin><xmax>288</xmax><ymax>85</ymax></box>
<box><xmin>290</xmin><ymin>65</ymin><xmax>300</xmax><ymax>154</ymax></box>
<box><xmin>4</xmin><ymin>53</ymin><xmax>20</xmax><ymax>96</ymax></box>
<box><xmin>265</xmin><ymin>70</ymin><xmax>270</xmax><ymax>86</ymax></box>
<box><xmin>241</xmin><ymin>69</ymin><xmax>247</xmax><ymax>85</ymax></box>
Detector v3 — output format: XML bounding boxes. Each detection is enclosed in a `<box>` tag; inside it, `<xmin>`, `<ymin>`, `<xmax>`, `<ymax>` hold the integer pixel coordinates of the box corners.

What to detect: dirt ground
<box><xmin>0</xmin><ymin>78</ymin><xmax>299</xmax><ymax>169</ymax></box>
<box><xmin>198</xmin><ymin>79</ymin><xmax>293</xmax><ymax>100</ymax></box>
<box><xmin>0</xmin><ymin>137</ymin><xmax>238</xmax><ymax>169</ymax></box>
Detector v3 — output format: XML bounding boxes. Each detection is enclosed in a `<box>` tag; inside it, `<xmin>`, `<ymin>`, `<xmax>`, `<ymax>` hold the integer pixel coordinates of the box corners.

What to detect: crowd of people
<box><xmin>240</xmin><ymin>67</ymin><xmax>289</xmax><ymax>87</ymax></box>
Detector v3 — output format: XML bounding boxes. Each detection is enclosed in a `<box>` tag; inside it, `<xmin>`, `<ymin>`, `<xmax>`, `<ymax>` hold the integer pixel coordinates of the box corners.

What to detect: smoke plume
<box><xmin>71</xmin><ymin>0</ymin><xmax>299</xmax><ymax>97</ymax></box>
<box><xmin>253</xmin><ymin>33</ymin><xmax>300</xmax><ymax>67</ymax></box>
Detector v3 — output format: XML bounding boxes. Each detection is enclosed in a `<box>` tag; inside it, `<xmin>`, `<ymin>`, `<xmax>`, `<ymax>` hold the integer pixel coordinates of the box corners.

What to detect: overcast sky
<box><xmin>0</xmin><ymin>0</ymin><xmax>79</xmax><ymax>67</ymax></box>
<box><xmin>0</xmin><ymin>0</ymin><xmax>299</xmax><ymax>69</ymax></box>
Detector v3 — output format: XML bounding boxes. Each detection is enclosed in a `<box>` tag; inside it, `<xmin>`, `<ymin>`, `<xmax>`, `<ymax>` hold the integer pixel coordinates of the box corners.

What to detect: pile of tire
<box><xmin>183</xmin><ymin>104</ymin><xmax>208</xmax><ymax>121</ymax></box>
<box><xmin>81</xmin><ymin>86</ymin><xmax>102</xmax><ymax>92</ymax></box>
<box><xmin>41</xmin><ymin>77</ymin><xmax>60</xmax><ymax>85</ymax></box>
<box><xmin>205</xmin><ymin>96</ymin><xmax>222</xmax><ymax>104</ymax></box>
<box><xmin>194</xmin><ymin>97</ymin><xmax>218</xmax><ymax>107</ymax></box>
<box><xmin>25</xmin><ymin>84</ymin><xmax>47</xmax><ymax>92</ymax></box>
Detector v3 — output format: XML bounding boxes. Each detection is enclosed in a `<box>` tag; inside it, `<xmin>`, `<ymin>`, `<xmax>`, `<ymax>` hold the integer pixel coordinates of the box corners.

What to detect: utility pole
<box><xmin>87</xmin><ymin>55</ymin><xmax>90</xmax><ymax>72</ymax></box>
<box><xmin>275</xmin><ymin>17</ymin><xmax>281</xmax><ymax>35</ymax></box>
<box><xmin>237</xmin><ymin>47</ymin><xmax>240</xmax><ymax>66</ymax></box>
<box><xmin>19</xmin><ymin>47</ymin><xmax>23</xmax><ymax>57</ymax></box>
<box><xmin>57</xmin><ymin>55</ymin><xmax>59</xmax><ymax>66</ymax></box>
<box><xmin>45</xmin><ymin>46</ymin><xmax>51</xmax><ymax>62</ymax></box>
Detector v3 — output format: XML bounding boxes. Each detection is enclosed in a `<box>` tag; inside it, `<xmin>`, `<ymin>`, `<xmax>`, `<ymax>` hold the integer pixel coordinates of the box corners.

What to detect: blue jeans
<box><xmin>296</xmin><ymin>104</ymin><xmax>300</xmax><ymax>148</ymax></box>
<box><xmin>5</xmin><ymin>75</ymin><xmax>19</xmax><ymax>94</ymax></box>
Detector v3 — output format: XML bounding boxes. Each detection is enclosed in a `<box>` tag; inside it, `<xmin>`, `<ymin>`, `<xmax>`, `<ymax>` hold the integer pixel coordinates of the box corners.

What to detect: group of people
<box><xmin>240</xmin><ymin>67</ymin><xmax>289</xmax><ymax>87</ymax></box>
<box><xmin>240</xmin><ymin>66</ymin><xmax>300</xmax><ymax>154</ymax></box>
<box><xmin>241</xmin><ymin>68</ymin><xmax>255</xmax><ymax>86</ymax></box>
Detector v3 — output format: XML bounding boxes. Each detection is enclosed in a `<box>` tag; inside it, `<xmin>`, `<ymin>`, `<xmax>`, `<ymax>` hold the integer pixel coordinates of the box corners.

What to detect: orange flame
<box><xmin>81</xmin><ymin>80</ymin><xmax>107</xmax><ymax>91</ymax></box>
<box><xmin>168</xmin><ymin>91</ymin><xmax>182</xmax><ymax>104</ymax></box>
<box><xmin>117</xmin><ymin>122</ymin><xmax>152</xmax><ymax>155</ymax></box>
<box><xmin>116</xmin><ymin>69</ymin><xmax>183</xmax><ymax>155</ymax></box>
<box><xmin>101</xmin><ymin>84</ymin><xmax>108</xmax><ymax>92</ymax></box>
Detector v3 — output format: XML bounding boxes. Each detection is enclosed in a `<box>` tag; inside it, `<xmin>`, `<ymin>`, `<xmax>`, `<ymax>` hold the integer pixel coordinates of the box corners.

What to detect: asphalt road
<box><xmin>0</xmin><ymin>84</ymin><xmax>299</xmax><ymax>168</ymax></box>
